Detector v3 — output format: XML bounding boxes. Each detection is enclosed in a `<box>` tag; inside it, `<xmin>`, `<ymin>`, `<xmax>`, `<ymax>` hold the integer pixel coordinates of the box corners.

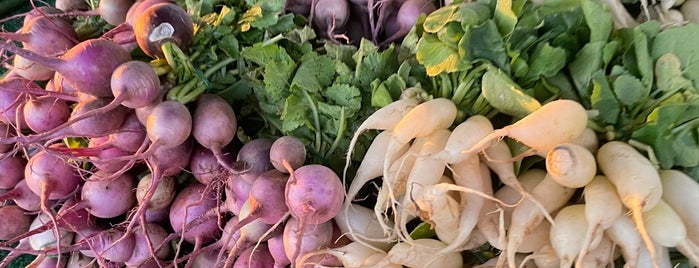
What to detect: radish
<box><xmin>659</xmin><ymin>169</ymin><xmax>699</xmax><ymax>244</ymax></box>
<box><xmin>268</xmin><ymin>234</ymin><xmax>291</xmax><ymax>267</ymax></box>
<box><xmin>75</xmin><ymin>228</ymin><xmax>137</xmax><ymax>263</ymax></box>
<box><xmin>136</xmin><ymin>173</ymin><xmax>176</xmax><ymax>211</ymax></box>
<box><xmin>0</xmin><ymin>205</ymin><xmax>33</xmax><ymax>241</ymax></box>
<box><xmin>379</xmin><ymin>0</ymin><xmax>436</xmax><ymax>47</ymax></box>
<box><xmin>283</xmin><ymin>217</ymin><xmax>333</xmax><ymax>267</ymax></box>
<box><xmin>643</xmin><ymin>200</ymin><xmax>699</xmax><ymax>265</ymax></box>
<box><xmin>576</xmin><ymin>175</ymin><xmax>623</xmax><ymax>267</ymax></box>
<box><xmin>504</xmin><ymin>173</ymin><xmax>575</xmax><ymax>268</ymax></box>
<box><xmin>344</xmin><ymin>98</ymin><xmax>418</xmax><ymax>183</ymax></box>
<box><xmin>55</xmin><ymin>0</ymin><xmax>90</xmax><ymax>11</ymax></box>
<box><xmin>577</xmin><ymin>234</ymin><xmax>615</xmax><ymax>268</ymax></box>
<box><xmin>79</xmin><ymin>172</ymin><xmax>137</xmax><ymax>219</ymax></box>
<box><xmin>234</xmin><ymin>138</ymin><xmax>274</xmax><ymax>184</ymax></box>
<box><xmin>548</xmin><ymin>204</ymin><xmax>588</xmax><ymax>267</ymax></box>
<box><xmin>22</xmin><ymin>96</ymin><xmax>71</xmax><ymax>133</ymax></box>
<box><xmin>169</xmin><ymin>183</ymin><xmax>222</xmax><ymax>244</ymax></box>
<box><xmin>233</xmin><ymin>245</ymin><xmax>275</xmax><ymax>268</ymax></box>
<box><xmin>134</xmin><ymin>3</ymin><xmax>194</xmax><ymax>58</ymax></box>
<box><xmin>605</xmin><ymin>213</ymin><xmax>644</xmax><ymax>267</ymax></box>
<box><xmin>146</xmin><ymin>100</ymin><xmax>192</xmax><ymax>149</ymax></box>
<box><xmin>0</xmin><ymin>77</ymin><xmax>34</xmax><ymax>128</ymax></box>
<box><xmin>385</xmin><ymin>238</ymin><xmax>463</xmax><ymax>267</ymax></box>
<box><xmin>125</xmin><ymin>223</ymin><xmax>171</xmax><ymax>267</ymax></box>
<box><xmin>334</xmin><ymin>203</ymin><xmax>395</xmax><ymax>251</ymax></box>
<box><xmin>597</xmin><ymin>140</ymin><xmax>663</xmax><ymax>262</ymax></box>
<box><xmin>192</xmin><ymin>94</ymin><xmax>238</xmax><ymax>172</ymax></box>
<box><xmin>0</xmin><ymin>38</ymin><xmax>132</xmax><ymax>97</ymax></box>
<box><xmin>345</xmin><ymin>130</ymin><xmax>405</xmax><ymax>205</ymax></box>
<box><xmin>190</xmin><ymin>145</ymin><xmax>233</xmax><ymax>185</ymax></box>
<box><xmin>312</xmin><ymin>0</ymin><xmax>350</xmax><ymax>41</ymax></box>
<box><xmin>461</xmin><ymin>99</ymin><xmax>588</xmax><ymax>157</ymax></box>
<box><xmin>545</xmin><ymin>143</ymin><xmax>597</xmax><ymax>188</ymax></box>
<box><xmin>27</xmin><ymin>212</ymin><xmax>74</xmax><ymax>252</ymax></box>
<box><xmin>0</xmin><ymin>155</ymin><xmax>26</xmax><ymax>189</ymax></box>
<box><xmin>270</xmin><ymin>135</ymin><xmax>307</xmax><ymax>173</ymax></box>
<box><xmin>285</xmin><ymin>163</ymin><xmax>344</xmax><ymax>224</ymax></box>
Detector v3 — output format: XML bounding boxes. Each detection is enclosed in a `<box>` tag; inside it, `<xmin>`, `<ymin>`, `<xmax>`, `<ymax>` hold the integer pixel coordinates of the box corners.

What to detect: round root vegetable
<box><xmin>79</xmin><ymin>172</ymin><xmax>137</xmax><ymax>218</ymax></box>
<box><xmin>190</xmin><ymin>145</ymin><xmax>233</xmax><ymax>185</ymax></box>
<box><xmin>596</xmin><ymin>141</ymin><xmax>663</xmax><ymax>263</ymax></box>
<box><xmin>234</xmin><ymin>138</ymin><xmax>274</xmax><ymax>184</ymax></box>
<box><xmin>169</xmin><ymin>183</ymin><xmax>222</xmax><ymax>244</ymax></box>
<box><xmin>549</xmin><ymin>204</ymin><xmax>588</xmax><ymax>268</ymax></box>
<box><xmin>0</xmin><ymin>38</ymin><xmax>132</xmax><ymax>97</ymax></box>
<box><xmin>283</xmin><ymin>217</ymin><xmax>333</xmax><ymax>267</ymax></box>
<box><xmin>27</xmin><ymin>212</ymin><xmax>74</xmax><ymax>252</ymax></box>
<box><xmin>312</xmin><ymin>0</ymin><xmax>350</xmax><ymax>41</ymax></box>
<box><xmin>285</xmin><ymin>163</ymin><xmax>344</xmax><ymax>224</ymax></box>
<box><xmin>0</xmin><ymin>155</ymin><xmax>26</xmax><ymax>189</ymax></box>
<box><xmin>270</xmin><ymin>135</ymin><xmax>307</xmax><ymax>173</ymax></box>
<box><xmin>605</xmin><ymin>214</ymin><xmax>644</xmax><ymax>267</ymax></box>
<box><xmin>125</xmin><ymin>223</ymin><xmax>171</xmax><ymax>267</ymax></box>
<box><xmin>134</xmin><ymin>3</ymin><xmax>194</xmax><ymax>58</ymax></box>
<box><xmin>136</xmin><ymin>173</ymin><xmax>176</xmax><ymax>211</ymax></box>
<box><xmin>233</xmin><ymin>245</ymin><xmax>275</xmax><ymax>268</ymax></box>
<box><xmin>335</xmin><ymin>203</ymin><xmax>395</xmax><ymax>251</ymax></box>
<box><xmin>379</xmin><ymin>0</ymin><xmax>435</xmax><ymax>47</ymax></box>
<box><xmin>146</xmin><ymin>100</ymin><xmax>192</xmax><ymax>149</ymax></box>
<box><xmin>0</xmin><ymin>205</ymin><xmax>33</xmax><ymax>240</ymax></box>
<box><xmin>22</xmin><ymin>96</ymin><xmax>71</xmax><ymax>133</ymax></box>
<box><xmin>545</xmin><ymin>143</ymin><xmax>597</xmax><ymax>188</ymax></box>
<box><xmin>300</xmin><ymin>241</ymin><xmax>383</xmax><ymax>268</ymax></box>
<box><xmin>192</xmin><ymin>94</ymin><xmax>238</xmax><ymax>172</ymax></box>
<box><xmin>642</xmin><ymin>200</ymin><xmax>699</xmax><ymax>265</ymax></box>
<box><xmin>461</xmin><ymin>99</ymin><xmax>588</xmax><ymax>157</ymax></box>
<box><xmin>246</xmin><ymin>169</ymin><xmax>290</xmax><ymax>225</ymax></box>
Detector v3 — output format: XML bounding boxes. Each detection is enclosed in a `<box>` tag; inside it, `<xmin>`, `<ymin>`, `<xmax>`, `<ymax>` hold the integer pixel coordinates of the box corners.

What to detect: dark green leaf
<box><xmin>613</xmin><ymin>74</ymin><xmax>648</xmax><ymax>107</ymax></box>
<box><xmin>590</xmin><ymin>70</ymin><xmax>621</xmax><ymax>124</ymax></box>
<box><xmin>464</xmin><ymin>20</ymin><xmax>510</xmax><ymax>74</ymax></box>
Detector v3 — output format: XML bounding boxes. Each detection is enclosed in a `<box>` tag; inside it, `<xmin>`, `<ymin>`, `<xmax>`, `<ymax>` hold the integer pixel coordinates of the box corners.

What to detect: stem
<box><xmin>325</xmin><ymin>107</ymin><xmax>346</xmax><ymax>158</ymax></box>
<box><xmin>300</xmin><ymin>89</ymin><xmax>321</xmax><ymax>153</ymax></box>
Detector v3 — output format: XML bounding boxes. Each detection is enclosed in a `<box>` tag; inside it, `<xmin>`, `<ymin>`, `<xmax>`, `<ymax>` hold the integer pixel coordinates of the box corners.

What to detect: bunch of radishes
<box><xmin>0</xmin><ymin>1</ymin><xmax>351</xmax><ymax>267</ymax></box>
<box><xmin>334</xmin><ymin>96</ymin><xmax>699</xmax><ymax>267</ymax></box>
<box><xmin>284</xmin><ymin>0</ymin><xmax>437</xmax><ymax>46</ymax></box>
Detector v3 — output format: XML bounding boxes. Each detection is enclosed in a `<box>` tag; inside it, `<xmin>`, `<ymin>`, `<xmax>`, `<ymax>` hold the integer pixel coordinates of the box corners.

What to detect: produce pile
<box><xmin>0</xmin><ymin>0</ymin><xmax>699</xmax><ymax>267</ymax></box>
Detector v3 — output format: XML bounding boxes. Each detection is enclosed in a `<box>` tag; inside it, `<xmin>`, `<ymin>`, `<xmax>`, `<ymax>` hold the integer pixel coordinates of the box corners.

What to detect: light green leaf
<box><xmin>482</xmin><ymin>68</ymin><xmax>542</xmax><ymax>118</ymax></box>
<box><xmin>423</xmin><ymin>4</ymin><xmax>460</xmax><ymax>33</ymax></box>
<box><xmin>581</xmin><ymin>0</ymin><xmax>613</xmax><ymax>43</ymax></box>
<box><xmin>613</xmin><ymin>74</ymin><xmax>648</xmax><ymax>107</ymax></box>
<box><xmin>417</xmin><ymin>33</ymin><xmax>462</xmax><ymax>76</ymax></box>
<box><xmin>494</xmin><ymin>0</ymin><xmax>517</xmax><ymax>36</ymax></box>
<box><xmin>590</xmin><ymin>70</ymin><xmax>620</xmax><ymax>124</ymax></box>
<box><xmin>281</xmin><ymin>91</ymin><xmax>312</xmax><ymax>132</ymax></box>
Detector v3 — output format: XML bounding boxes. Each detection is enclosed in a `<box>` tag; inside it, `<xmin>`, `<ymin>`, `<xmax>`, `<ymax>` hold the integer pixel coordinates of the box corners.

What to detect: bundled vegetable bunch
<box><xmin>284</xmin><ymin>0</ymin><xmax>437</xmax><ymax>46</ymax></box>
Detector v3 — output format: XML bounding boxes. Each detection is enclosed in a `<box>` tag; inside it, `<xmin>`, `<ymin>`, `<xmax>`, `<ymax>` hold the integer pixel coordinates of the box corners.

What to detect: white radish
<box><xmin>545</xmin><ymin>143</ymin><xmax>597</xmax><ymax>188</ymax></box>
<box><xmin>659</xmin><ymin>169</ymin><xmax>699</xmax><ymax>244</ymax></box>
<box><xmin>575</xmin><ymin>175</ymin><xmax>623</xmax><ymax>266</ymax></box>
<box><xmin>345</xmin><ymin>131</ymin><xmax>406</xmax><ymax>203</ymax></box>
<box><xmin>431</xmin><ymin>114</ymin><xmax>494</xmax><ymax>164</ymax></box>
<box><xmin>344</xmin><ymin>98</ymin><xmax>419</xmax><ymax>185</ymax></box>
<box><xmin>604</xmin><ymin>213</ymin><xmax>643</xmax><ymax>267</ymax></box>
<box><xmin>643</xmin><ymin>200</ymin><xmax>699</xmax><ymax>265</ymax></box>
<box><xmin>334</xmin><ymin>203</ymin><xmax>394</xmax><ymax>251</ymax></box>
<box><xmin>493</xmin><ymin>168</ymin><xmax>547</xmax><ymax>227</ymax></box>
<box><xmin>596</xmin><ymin>140</ymin><xmax>663</xmax><ymax>262</ymax></box>
<box><xmin>577</xmin><ymin>234</ymin><xmax>616</xmax><ymax>268</ymax></box>
<box><xmin>461</xmin><ymin>99</ymin><xmax>588</xmax><ymax>157</ymax></box>
<box><xmin>504</xmin><ymin>173</ymin><xmax>575</xmax><ymax>268</ymax></box>
<box><xmin>570</xmin><ymin>127</ymin><xmax>599</xmax><ymax>153</ymax></box>
<box><xmin>387</xmin><ymin>239</ymin><xmax>463</xmax><ymax>268</ymax></box>
<box><xmin>411</xmin><ymin>183</ymin><xmax>461</xmax><ymax>244</ymax></box>
<box><xmin>549</xmin><ymin>204</ymin><xmax>588</xmax><ymax>268</ymax></box>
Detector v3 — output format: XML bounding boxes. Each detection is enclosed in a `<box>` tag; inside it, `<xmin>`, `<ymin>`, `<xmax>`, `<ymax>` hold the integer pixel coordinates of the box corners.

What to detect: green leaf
<box><xmin>464</xmin><ymin>20</ymin><xmax>510</xmax><ymax>74</ymax></box>
<box><xmin>655</xmin><ymin>53</ymin><xmax>693</xmax><ymax>93</ymax></box>
<box><xmin>632</xmin><ymin>103</ymin><xmax>699</xmax><ymax>168</ymax></box>
<box><xmin>241</xmin><ymin>43</ymin><xmax>292</xmax><ymax>66</ymax></box>
<box><xmin>651</xmin><ymin>24</ymin><xmax>699</xmax><ymax>90</ymax></box>
<box><xmin>417</xmin><ymin>33</ymin><xmax>462</xmax><ymax>76</ymax></box>
<box><xmin>423</xmin><ymin>4</ymin><xmax>460</xmax><ymax>33</ymax></box>
<box><xmin>409</xmin><ymin>221</ymin><xmax>436</xmax><ymax>240</ymax></box>
<box><xmin>291</xmin><ymin>54</ymin><xmax>335</xmax><ymax>93</ymax></box>
<box><xmin>262</xmin><ymin>59</ymin><xmax>296</xmax><ymax>102</ymax></box>
<box><xmin>613</xmin><ymin>74</ymin><xmax>648</xmax><ymax>108</ymax></box>
<box><xmin>581</xmin><ymin>0</ymin><xmax>612</xmax><ymax>43</ymax></box>
<box><xmin>494</xmin><ymin>0</ymin><xmax>517</xmax><ymax>36</ymax></box>
<box><xmin>523</xmin><ymin>42</ymin><xmax>567</xmax><ymax>83</ymax></box>
<box><xmin>482</xmin><ymin>67</ymin><xmax>542</xmax><ymax>118</ymax></box>
<box><xmin>457</xmin><ymin>2</ymin><xmax>493</xmax><ymax>28</ymax></box>
<box><xmin>590</xmin><ymin>70</ymin><xmax>621</xmax><ymax>124</ymax></box>
<box><xmin>568</xmin><ymin>41</ymin><xmax>605</xmax><ymax>105</ymax></box>
<box><xmin>281</xmin><ymin>90</ymin><xmax>312</xmax><ymax>132</ymax></box>
<box><xmin>324</xmin><ymin>83</ymin><xmax>362</xmax><ymax>117</ymax></box>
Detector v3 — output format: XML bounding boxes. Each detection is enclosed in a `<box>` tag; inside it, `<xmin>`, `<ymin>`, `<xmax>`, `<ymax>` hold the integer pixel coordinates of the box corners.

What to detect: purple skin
<box><xmin>232</xmin><ymin>245</ymin><xmax>275</xmax><ymax>268</ymax></box>
<box><xmin>0</xmin><ymin>155</ymin><xmax>27</xmax><ymax>190</ymax></box>
<box><xmin>22</xmin><ymin>97</ymin><xmax>71</xmax><ymax>133</ymax></box>
<box><xmin>270</xmin><ymin>135</ymin><xmax>307</xmax><ymax>173</ymax></box>
<box><xmin>169</xmin><ymin>183</ymin><xmax>222</xmax><ymax>244</ymax></box>
<box><xmin>190</xmin><ymin>145</ymin><xmax>233</xmax><ymax>185</ymax></box>
<box><xmin>285</xmin><ymin>164</ymin><xmax>345</xmax><ymax>224</ymax></box>
<box><xmin>134</xmin><ymin>3</ymin><xmax>194</xmax><ymax>58</ymax></box>
<box><xmin>235</xmin><ymin>138</ymin><xmax>274</xmax><ymax>184</ymax></box>
<box><xmin>0</xmin><ymin>205</ymin><xmax>33</xmax><ymax>240</ymax></box>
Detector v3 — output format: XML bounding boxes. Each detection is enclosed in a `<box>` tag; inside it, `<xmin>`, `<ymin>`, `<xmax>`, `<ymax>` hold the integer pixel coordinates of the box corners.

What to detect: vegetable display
<box><xmin>1</xmin><ymin>0</ymin><xmax>699</xmax><ymax>267</ymax></box>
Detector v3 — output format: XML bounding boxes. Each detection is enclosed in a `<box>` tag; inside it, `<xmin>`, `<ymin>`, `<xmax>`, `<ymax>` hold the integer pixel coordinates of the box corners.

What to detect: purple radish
<box><xmin>133</xmin><ymin>3</ymin><xmax>194</xmax><ymax>58</ymax></box>
<box><xmin>192</xmin><ymin>94</ymin><xmax>238</xmax><ymax>173</ymax></box>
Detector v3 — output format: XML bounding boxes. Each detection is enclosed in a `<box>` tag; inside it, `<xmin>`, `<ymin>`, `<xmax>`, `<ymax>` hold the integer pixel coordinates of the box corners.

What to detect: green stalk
<box><xmin>325</xmin><ymin>107</ymin><xmax>346</xmax><ymax>158</ymax></box>
<box><xmin>301</xmin><ymin>90</ymin><xmax>322</xmax><ymax>152</ymax></box>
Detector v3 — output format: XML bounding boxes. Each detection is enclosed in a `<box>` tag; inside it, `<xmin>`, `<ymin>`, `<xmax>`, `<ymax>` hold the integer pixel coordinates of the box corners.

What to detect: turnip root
<box><xmin>605</xmin><ymin>213</ymin><xmax>643</xmax><ymax>267</ymax></box>
<box><xmin>659</xmin><ymin>169</ymin><xmax>699</xmax><ymax>244</ymax></box>
<box><xmin>504</xmin><ymin>173</ymin><xmax>575</xmax><ymax>268</ymax></box>
<box><xmin>545</xmin><ymin>143</ymin><xmax>597</xmax><ymax>188</ymax></box>
<box><xmin>597</xmin><ymin>141</ymin><xmax>663</xmax><ymax>263</ymax></box>
<box><xmin>0</xmin><ymin>205</ymin><xmax>33</xmax><ymax>240</ymax></box>
<box><xmin>461</xmin><ymin>99</ymin><xmax>588</xmax><ymax>157</ymax></box>
<box><xmin>576</xmin><ymin>175</ymin><xmax>622</xmax><ymax>267</ymax></box>
<box><xmin>385</xmin><ymin>238</ymin><xmax>463</xmax><ymax>268</ymax></box>
<box><xmin>192</xmin><ymin>94</ymin><xmax>238</xmax><ymax>172</ymax></box>
<box><xmin>548</xmin><ymin>204</ymin><xmax>588</xmax><ymax>267</ymax></box>
<box><xmin>334</xmin><ymin>203</ymin><xmax>395</xmax><ymax>251</ymax></box>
